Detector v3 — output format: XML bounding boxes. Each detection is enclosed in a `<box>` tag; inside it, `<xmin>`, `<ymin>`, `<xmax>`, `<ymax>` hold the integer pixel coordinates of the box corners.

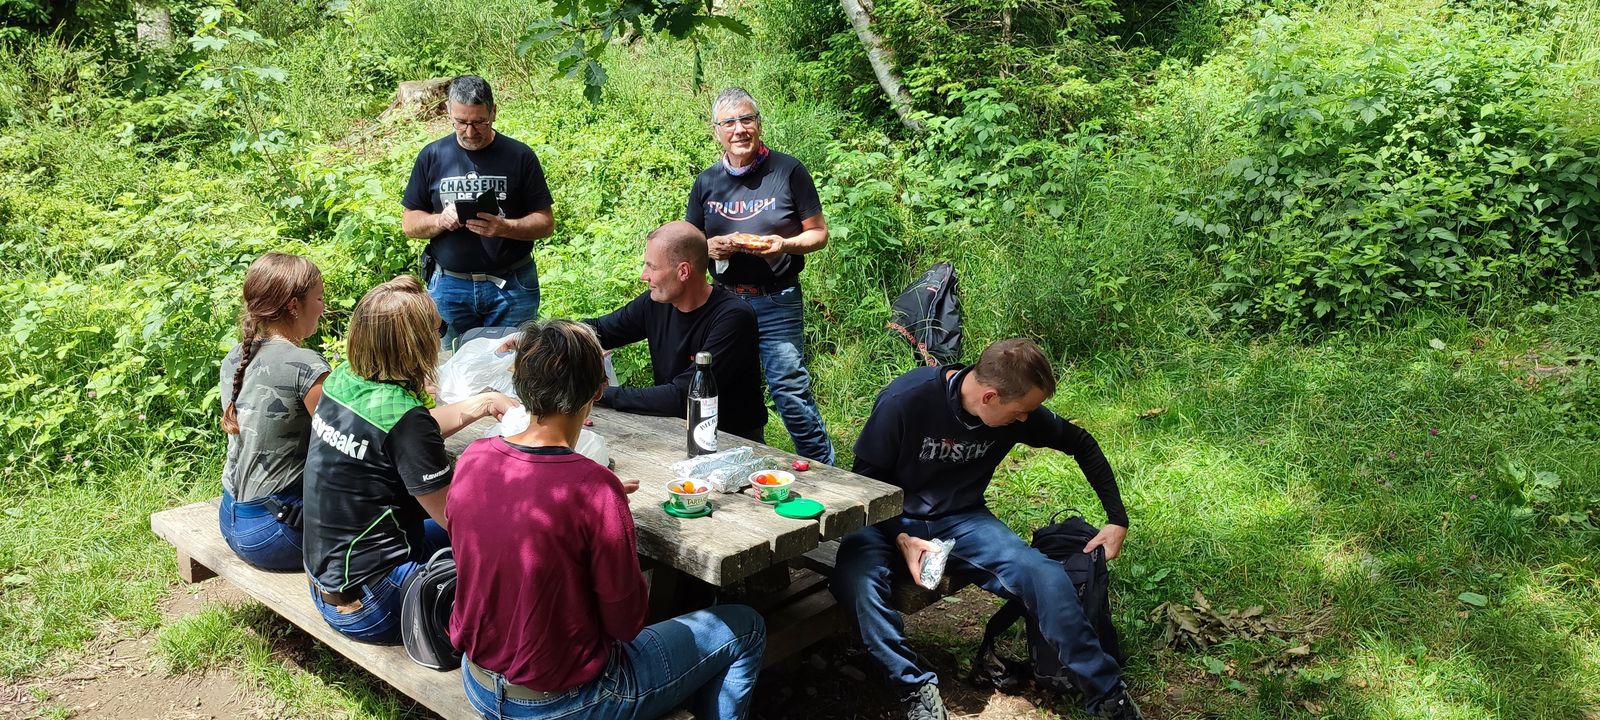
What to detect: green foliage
<box><xmin>1182</xmin><ymin>9</ymin><xmax>1600</xmax><ymax>328</ymax></box>
<box><xmin>518</xmin><ymin>0</ymin><xmax>749</xmax><ymax>102</ymax></box>
<box><xmin>2</xmin><ymin>1</ymin><xmax>1600</xmax><ymax>717</ymax></box>
<box><xmin>759</xmin><ymin>0</ymin><xmax>1152</xmax><ymax>132</ymax></box>
<box><xmin>0</xmin><ymin>0</ymin><xmax>135</xmax><ymax>44</ymax></box>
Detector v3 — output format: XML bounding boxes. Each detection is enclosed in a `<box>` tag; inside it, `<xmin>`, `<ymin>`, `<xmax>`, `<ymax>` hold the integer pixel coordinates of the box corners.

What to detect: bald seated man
<box><xmin>583</xmin><ymin>221</ymin><xmax>767</xmax><ymax>443</ymax></box>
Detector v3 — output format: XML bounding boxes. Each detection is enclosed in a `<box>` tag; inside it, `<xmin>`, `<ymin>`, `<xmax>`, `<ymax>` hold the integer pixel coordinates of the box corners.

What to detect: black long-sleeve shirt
<box><xmin>852</xmin><ymin>364</ymin><xmax>1129</xmax><ymax>526</ymax></box>
<box><xmin>586</xmin><ymin>287</ymin><xmax>766</xmax><ymax>439</ymax></box>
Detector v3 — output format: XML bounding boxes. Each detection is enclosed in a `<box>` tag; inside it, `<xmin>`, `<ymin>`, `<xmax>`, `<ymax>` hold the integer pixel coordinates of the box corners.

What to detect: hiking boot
<box><xmin>903</xmin><ymin>683</ymin><xmax>949</xmax><ymax>720</ymax></box>
<box><xmin>1096</xmin><ymin>686</ymin><xmax>1144</xmax><ymax>720</ymax></box>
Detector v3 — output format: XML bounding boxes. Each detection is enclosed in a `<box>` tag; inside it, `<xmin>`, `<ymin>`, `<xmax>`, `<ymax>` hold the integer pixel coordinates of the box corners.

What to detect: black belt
<box><xmin>720</xmin><ymin>277</ymin><xmax>798</xmax><ymax>296</ymax></box>
<box><xmin>437</xmin><ymin>255</ymin><xmax>535</xmax><ymax>288</ymax></box>
<box><xmin>258</xmin><ymin>495</ymin><xmax>302</xmax><ymax>529</ymax></box>
<box><xmin>464</xmin><ymin>657</ymin><xmax>561</xmax><ymax>700</ymax></box>
<box><xmin>319</xmin><ymin>587</ymin><xmax>362</xmax><ymax>606</ymax></box>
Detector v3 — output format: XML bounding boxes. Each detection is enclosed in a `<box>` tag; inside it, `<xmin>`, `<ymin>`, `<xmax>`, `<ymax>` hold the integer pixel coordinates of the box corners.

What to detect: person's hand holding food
<box><xmin>706</xmin><ymin>234</ymin><xmax>737</xmax><ymax>261</ymax></box>
<box><xmin>751</xmin><ymin>234</ymin><xmax>787</xmax><ymax>259</ymax></box>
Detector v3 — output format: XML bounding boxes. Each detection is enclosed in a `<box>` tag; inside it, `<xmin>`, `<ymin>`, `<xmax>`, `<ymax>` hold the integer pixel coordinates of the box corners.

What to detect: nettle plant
<box><xmin>1178</xmin><ymin>12</ymin><xmax>1600</xmax><ymax>328</ymax></box>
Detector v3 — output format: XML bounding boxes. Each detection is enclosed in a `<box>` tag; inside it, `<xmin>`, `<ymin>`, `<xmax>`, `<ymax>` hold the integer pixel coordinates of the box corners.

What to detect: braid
<box><xmin>221</xmin><ymin>323</ymin><xmax>260</xmax><ymax>435</ymax></box>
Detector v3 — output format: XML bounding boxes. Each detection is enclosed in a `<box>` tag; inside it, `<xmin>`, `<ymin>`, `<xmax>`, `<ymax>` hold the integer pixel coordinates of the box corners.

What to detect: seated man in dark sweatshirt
<box><xmin>831</xmin><ymin>338</ymin><xmax>1142</xmax><ymax>720</ymax></box>
<box><xmin>585</xmin><ymin>220</ymin><xmax>766</xmax><ymax>442</ymax></box>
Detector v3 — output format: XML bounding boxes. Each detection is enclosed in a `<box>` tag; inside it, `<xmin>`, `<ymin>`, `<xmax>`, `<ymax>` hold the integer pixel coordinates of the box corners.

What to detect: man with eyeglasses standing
<box><xmin>402</xmin><ymin>75</ymin><xmax>554</xmax><ymax>348</ymax></box>
<box><xmin>685</xmin><ymin>87</ymin><xmax>836</xmax><ymax>465</ymax></box>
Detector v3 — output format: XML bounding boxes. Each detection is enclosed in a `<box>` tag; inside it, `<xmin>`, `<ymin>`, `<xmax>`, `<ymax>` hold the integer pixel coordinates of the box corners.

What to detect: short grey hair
<box><xmin>710</xmin><ymin>87</ymin><xmax>760</xmax><ymax>122</ymax></box>
<box><xmin>448</xmin><ymin>75</ymin><xmax>495</xmax><ymax>108</ymax></box>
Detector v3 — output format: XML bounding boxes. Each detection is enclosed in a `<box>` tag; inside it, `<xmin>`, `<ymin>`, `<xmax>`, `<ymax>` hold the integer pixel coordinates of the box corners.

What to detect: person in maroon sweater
<box><xmin>448</xmin><ymin>319</ymin><xmax>766</xmax><ymax>720</ymax></box>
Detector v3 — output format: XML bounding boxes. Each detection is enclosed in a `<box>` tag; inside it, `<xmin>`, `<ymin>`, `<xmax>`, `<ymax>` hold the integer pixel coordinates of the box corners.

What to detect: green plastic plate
<box><xmin>774</xmin><ymin>497</ymin><xmax>824</xmax><ymax>520</ymax></box>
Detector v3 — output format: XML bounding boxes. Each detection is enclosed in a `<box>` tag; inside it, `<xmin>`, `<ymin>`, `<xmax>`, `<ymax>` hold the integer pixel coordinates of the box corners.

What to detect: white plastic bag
<box><xmin>437</xmin><ymin>337</ymin><xmax>515</xmax><ymax>404</ymax></box>
<box><xmin>480</xmin><ymin>408</ymin><xmax>610</xmax><ymax>467</ymax></box>
<box><xmin>918</xmin><ymin>538</ymin><xmax>956</xmax><ymax>589</ymax></box>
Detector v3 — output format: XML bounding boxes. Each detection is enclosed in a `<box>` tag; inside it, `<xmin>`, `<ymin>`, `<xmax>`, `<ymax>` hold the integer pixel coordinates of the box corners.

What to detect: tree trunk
<box><xmin>838</xmin><ymin>0</ymin><xmax>923</xmax><ymax>133</ymax></box>
<box><xmin>135</xmin><ymin>5</ymin><xmax>173</xmax><ymax>47</ymax></box>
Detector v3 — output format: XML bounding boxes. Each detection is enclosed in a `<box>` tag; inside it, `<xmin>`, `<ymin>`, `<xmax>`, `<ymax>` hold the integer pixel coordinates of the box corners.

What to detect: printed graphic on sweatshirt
<box><xmin>918</xmin><ymin>437</ymin><xmax>996</xmax><ymax>463</ymax></box>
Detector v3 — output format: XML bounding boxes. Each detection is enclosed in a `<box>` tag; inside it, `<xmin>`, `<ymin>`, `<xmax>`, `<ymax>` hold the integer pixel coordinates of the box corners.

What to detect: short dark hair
<box><xmin>648</xmin><ymin>220</ymin><xmax>709</xmax><ymax>274</ymax></box>
<box><xmin>512</xmin><ymin>319</ymin><xmax>606</xmax><ymax>418</ymax></box>
<box><xmin>448</xmin><ymin>75</ymin><xmax>495</xmax><ymax>107</ymax></box>
<box><xmin>972</xmin><ymin>338</ymin><xmax>1057</xmax><ymax>399</ymax></box>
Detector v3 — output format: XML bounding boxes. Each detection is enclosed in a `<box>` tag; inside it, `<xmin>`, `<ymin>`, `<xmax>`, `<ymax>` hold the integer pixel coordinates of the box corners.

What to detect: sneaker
<box><xmin>1096</xmin><ymin>687</ymin><xmax>1144</xmax><ymax>720</ymax></box>
<box><xmin>903</xmin><ymin>683</ymin><xmax>949</xmax><ymax>720</ymax></box>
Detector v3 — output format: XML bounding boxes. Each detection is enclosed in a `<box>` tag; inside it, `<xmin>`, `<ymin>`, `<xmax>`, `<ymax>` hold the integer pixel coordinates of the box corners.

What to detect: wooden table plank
<box><xmin>441</xmin><ymin>404</ymin><xmax>902</xmax><ymax>587</ymax></box>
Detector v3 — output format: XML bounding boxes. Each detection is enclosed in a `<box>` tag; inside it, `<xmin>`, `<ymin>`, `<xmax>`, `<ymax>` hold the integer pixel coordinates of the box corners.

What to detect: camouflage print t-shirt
<box><xmin>219</xmin><ymin>339</ymin><xmax>330</xmax><ymax>501</ymax></box>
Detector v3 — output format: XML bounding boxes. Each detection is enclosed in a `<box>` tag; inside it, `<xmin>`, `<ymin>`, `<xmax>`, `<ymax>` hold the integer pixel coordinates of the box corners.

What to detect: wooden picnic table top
<box><xmin>444</xmin><ymin>406</ymin><xmax>903</xmax><ymax>587</ymax></box>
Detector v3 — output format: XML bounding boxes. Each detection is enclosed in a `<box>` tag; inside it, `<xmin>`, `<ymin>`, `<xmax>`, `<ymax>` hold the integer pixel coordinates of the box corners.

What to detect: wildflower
<box><xmin>1469</xmin><ymin>494</ymin><xmax>1478</xmax><ymax>501</ymax></box>
<box><xmin>137</xmin><ymin>414</ymin><xmax>146</xmax><ymax>421</ymax></box>
<box><xmin>1429</xmin><ymin>427</ymin><xmax>1439</xmax><ymax>436</ymax></box>
<box><xmin>86</xmin><ymin>390</ymin><xmax>97</xmax><ymax>398</ymax></box>
<box><xmin>64</xmin><ymin>454</ymin><xmax>74</xmax><ymax>463</ymax></box>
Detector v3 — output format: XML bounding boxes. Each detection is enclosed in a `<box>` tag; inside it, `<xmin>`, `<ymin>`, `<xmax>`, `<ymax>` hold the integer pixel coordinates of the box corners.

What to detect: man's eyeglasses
<box><xmin>451</xmin><ymin>117</ymin><xmax>492</xmax><ymax>130</ymax></box>
<box><xmin>712</xmin><ymin>113</ymin><xmax>761</xmax><ymax>130</ymax></box>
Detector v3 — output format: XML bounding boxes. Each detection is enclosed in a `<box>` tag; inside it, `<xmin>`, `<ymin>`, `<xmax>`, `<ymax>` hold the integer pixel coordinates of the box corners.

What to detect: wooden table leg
<box><xmin>646</xmin><ymin>564</ymin><xmax>681</xmax><ymax>623</ymax></box>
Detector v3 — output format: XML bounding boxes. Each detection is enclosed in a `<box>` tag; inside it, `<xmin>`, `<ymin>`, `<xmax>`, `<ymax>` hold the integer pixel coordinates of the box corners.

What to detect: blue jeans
<box><xmin>218</xmin><ymin>488</ymin><xmax>303</xmax><ymax>571</ymax></box>
<box><xmin>736</xmin><ymin>285</ymin><xmax>835</xmax><ymax>464</ymax></box>
<box><xmin>831</xmin><ymin>511</ymin><xmax>1124</xmax><ymax>712</ymax></box>
<box><xmin>429</xmin><ymin>261</ymin><xmax>540</xmax><ymax>350</ymax></box>
<box><xmin>308</xmin><ymin>519</ymin><xmax>449</xmax><ymax>645</ymax></box>
<box><xmin>461</xmin><ymin>604</ymin><xmax>766</xmax><ymax>720</ymax></box>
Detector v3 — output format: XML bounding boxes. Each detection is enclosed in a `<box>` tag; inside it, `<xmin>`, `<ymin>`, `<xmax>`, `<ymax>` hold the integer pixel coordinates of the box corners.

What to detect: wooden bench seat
<box><xmin>150</xmin><ymin>499</ymin><xmax>694</xmax><ymax>720</ymax></box>
<box><xmin>760</xmin><ymin>539</ymin><xmax>967</xmax><ymax>666</ymax></box>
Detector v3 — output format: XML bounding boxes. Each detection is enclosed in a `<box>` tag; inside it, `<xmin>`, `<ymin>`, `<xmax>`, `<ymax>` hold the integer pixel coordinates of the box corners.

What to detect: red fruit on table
<box><xmin>584</xmin><ymin>419</ymin><xmax>595</xmax><ymax>427</ymax></box>
<box><xmin>792</xmin><ymin>460</ymin><xmax>810</xmax><ymax>472</ymax></box>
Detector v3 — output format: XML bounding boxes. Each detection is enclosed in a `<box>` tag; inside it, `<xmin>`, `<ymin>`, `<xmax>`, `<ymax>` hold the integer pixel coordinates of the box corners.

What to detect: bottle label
<box><xmin>693</xmin><ymin>418</ymin><xmax>718</xmax><ymax>452</ymax></box>
<box><xmin>692</xmin><ymin>398</ymin><xmax>718</xmax><ymax>452</ymax></box>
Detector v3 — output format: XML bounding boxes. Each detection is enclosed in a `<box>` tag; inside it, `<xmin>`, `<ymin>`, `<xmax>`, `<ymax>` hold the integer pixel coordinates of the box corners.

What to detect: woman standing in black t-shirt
<box><xmin>684</xmin><ymin>87</ymin><xmax>836</xmax><ymax>465</ymax></box>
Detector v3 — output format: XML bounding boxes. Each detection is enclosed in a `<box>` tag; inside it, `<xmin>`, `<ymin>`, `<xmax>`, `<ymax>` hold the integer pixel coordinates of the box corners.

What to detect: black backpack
<box><xmin>887</xmin><ymin>262</ymin><xmax>962</xmax><ymax>367</ymax></box>
<box><xmin>967</xmin><ymin>510</ymin><xmax>1125</xmax><ymax>696</ymax></box>
<box><xmin>399</xmin><ymin>547</ymin><xmax>462</xmax><ymax>671</ymax></box>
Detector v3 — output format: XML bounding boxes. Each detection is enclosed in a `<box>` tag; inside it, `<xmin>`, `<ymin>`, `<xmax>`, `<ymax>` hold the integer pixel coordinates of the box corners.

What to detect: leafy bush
<box><xmin>1181</xmin><ymin>10</ymin><xmax>1600</xmax><ymax>328</ymax></box>
<box><xmin>755</xmin><ymin>0</ymin><xmax>1150</xmax><ymax>133</ymax></box>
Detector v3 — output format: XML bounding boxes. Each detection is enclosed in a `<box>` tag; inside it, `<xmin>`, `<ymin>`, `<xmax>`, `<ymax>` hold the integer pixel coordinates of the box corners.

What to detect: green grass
<box><xmin>156</xmin><ymin>602</ymin><xmax>431</xmax><ymax>718</ymax></box>
<box><xmin>983</xmin><ymin>300</ymin><xmax>1600</xmax><ymax>718</ymax></box>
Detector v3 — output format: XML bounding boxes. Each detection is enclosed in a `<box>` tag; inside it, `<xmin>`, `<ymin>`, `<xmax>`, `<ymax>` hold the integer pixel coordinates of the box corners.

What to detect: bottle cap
<box><xmin>695</xmin><ymin>351</ymin><xmax>713</xmax><ymax>364</ymax></box>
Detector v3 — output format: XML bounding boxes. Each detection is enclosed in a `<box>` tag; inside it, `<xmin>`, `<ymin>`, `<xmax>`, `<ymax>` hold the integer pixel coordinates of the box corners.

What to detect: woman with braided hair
<box><xmin>218</xmin><ymin>252</ymin><xmax>330</xmax><ymax>570</ymax></box>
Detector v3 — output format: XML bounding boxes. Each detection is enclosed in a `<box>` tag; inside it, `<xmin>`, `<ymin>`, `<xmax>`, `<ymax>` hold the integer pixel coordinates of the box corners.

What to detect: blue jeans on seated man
<box><xmin>428</xmin><ymin>261</ymin><xmax>540</xmax><ymax>350</ymax></box>
<box><xmin>737</xmin><ymin>284</ymin><xmax>835</xmax><ymax>464</ymax></box>
<box><xmin>219</xmin><ymin>488</ymin><xmax>303</xmax><ymax>571</ymax></box>
<box><xmin>831</xmin><ymin>510</ymin><xmax>1126</xmax><ymax>713</ymax></box>
<box><xmin>461</xmin><ymin>604</ymin><xmax>766</xmax><ymax>720</ymax></box>
<box><xmin>308</xmin><ymin>519</ymin><xmax>449</xmax><ymax>645</ymax></box>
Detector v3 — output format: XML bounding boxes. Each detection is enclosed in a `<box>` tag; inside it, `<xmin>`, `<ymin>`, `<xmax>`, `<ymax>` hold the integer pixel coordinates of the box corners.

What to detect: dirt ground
<box><xmin>3</xmin><ymin>582</ymin><xmax>1126</xmax><ymax>720</ymax></box>
<box><xmin>0</xmin><ymin>582</ymin><xmax>275</xmax><ymax>720</ymax></box>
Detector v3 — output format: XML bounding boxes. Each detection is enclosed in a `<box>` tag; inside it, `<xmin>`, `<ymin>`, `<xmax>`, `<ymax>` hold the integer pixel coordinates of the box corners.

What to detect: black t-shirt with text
<box><xmin>402</xmin><ymin>133</ymin><xmax>553</xmax><ymax>273</ymax></box>
<box><xmin>852</xmin><ymin>364</ymin><xmax>1129</xmax><ymax>525</ymax></box>
<box><xmin>585</xmin><ymin>287</ymin><xmax>766</xmax><ymax>438</ymax></box>
<box><xmin>684</xmin><ymin>150</ymin><xmax>822</xmax><ymax>286</ymax></box>
<box><xmin>303</xmin><ymin>366</ymin><xmax>453</xmax><ymax>592</ymax></box>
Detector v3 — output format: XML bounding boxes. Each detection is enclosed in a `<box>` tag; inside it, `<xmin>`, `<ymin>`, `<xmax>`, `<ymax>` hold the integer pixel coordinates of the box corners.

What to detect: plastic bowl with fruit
<box><xmin>667</xmin><ymin>479</ymin><xmax>712</xmax><ymax>512</ymax></box>
<box><xmin>748</xmin><ymin>470</ymin><xmax>796</xmax><ymax>503</ymax></box>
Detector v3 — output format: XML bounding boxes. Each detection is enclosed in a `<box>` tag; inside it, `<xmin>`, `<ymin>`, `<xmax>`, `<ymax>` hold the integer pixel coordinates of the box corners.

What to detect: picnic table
<box><xmin>444</xmin><ymin>406</ymin><xmax>905</xmax><ymax>661</ymax></box>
